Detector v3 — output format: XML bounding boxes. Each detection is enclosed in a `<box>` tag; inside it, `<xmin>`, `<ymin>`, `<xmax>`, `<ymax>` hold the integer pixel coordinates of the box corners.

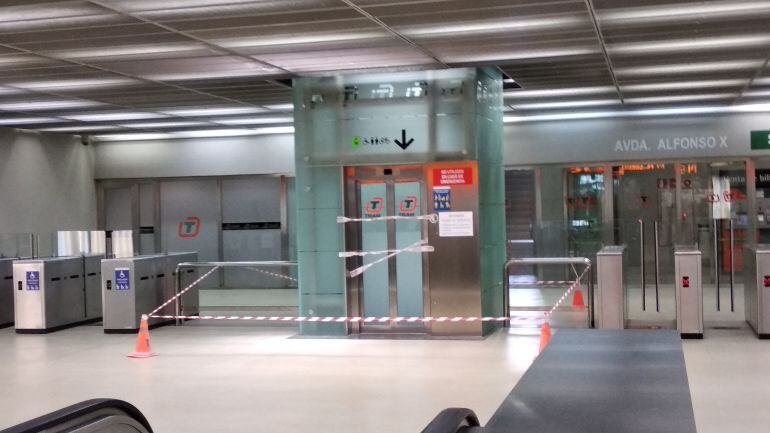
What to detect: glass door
<box><xmin>613</xmin><ymin>163</ymin><xmax>677</xmax><ymax>328</ymax></box>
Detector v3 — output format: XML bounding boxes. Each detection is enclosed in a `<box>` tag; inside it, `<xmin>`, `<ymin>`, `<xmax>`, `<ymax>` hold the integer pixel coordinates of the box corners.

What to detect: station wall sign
<box><xmin>433</xmin><ymin>167</ymin><xmax>473</xmax><ymax>186</ymax></box>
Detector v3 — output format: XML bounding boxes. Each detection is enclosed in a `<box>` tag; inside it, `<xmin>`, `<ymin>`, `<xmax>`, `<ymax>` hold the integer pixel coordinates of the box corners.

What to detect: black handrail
<box><xmin>0</xmin><ymin>399</ymin><xmax>153</xmax><ymax>433</ymax></box>
<box><xmin>421</xmin><ymin>408</ymin><xmax>482</xmax><ymax>433</ymax></box>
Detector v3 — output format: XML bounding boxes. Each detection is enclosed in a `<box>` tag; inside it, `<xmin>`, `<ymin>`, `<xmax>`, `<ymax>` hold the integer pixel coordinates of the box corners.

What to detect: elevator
<box><xmin>344</xmin><ymin>165</ymin><xmax>428</xmax><ymax>333</ymax></box>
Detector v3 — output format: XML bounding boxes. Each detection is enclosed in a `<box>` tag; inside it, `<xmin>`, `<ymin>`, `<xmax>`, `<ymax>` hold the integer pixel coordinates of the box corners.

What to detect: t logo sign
<box><xmin>682</xmin><ymin>276</ymin><xmax>690</xmax><ymax>288</ymax></box>
<box><xmin>178</xmin><ymin>217</ymin><xmax>201</xmax><ymax>238</ymax></box>
<box><xmin>365</xmin><ymin>197</ymin><xmax>384</xmax><ymax>217</ymax></box>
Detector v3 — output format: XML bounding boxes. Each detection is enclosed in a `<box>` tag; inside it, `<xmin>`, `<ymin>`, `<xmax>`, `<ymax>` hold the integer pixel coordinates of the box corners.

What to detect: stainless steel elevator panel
<box><xmin>597</xmin><ymin>246</ymin><xmax>626</xmax><ymax>330</ymax></box>
<box><xmin>13</xmin><ymin>257</ymin><xmax>98</xmax><ymax>333</ymax></box>
<box><xmin>0</xmin><ymin>258</ymin><xmax>15</xmax><ymax>327</ymax></box>
<box><xmin>101</xmin><ymin>252</ymin><xmax>198</xmax><ymax>332</ymax></box>
<box><xmin>675</xmin><ymin>247</ymin><xmax>703</xmax><ymax>338</ymax></box>
<box><xmin>744</xmin><ymin>245</ymin><xmax>770</xmax><ymax>338</ymax></box>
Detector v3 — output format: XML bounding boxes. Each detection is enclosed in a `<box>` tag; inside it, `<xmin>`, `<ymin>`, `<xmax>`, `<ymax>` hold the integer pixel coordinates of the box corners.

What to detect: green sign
<box><xmin>351</xmin><ymin>136</ymin><xmax>362</xmax><ymax>148</ymax></box>
<box><xmin>751</xmin><ymin>131</ymin><xmax>770</xmax><ymax>150</ymax></box>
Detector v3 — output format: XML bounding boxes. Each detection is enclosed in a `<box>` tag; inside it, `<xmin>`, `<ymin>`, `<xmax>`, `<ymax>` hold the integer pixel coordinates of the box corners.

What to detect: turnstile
<box><xmin>1</xmin><ymin>257</ymin><xmax>15</xmax><ymax>328</ymax></box>
<box><xmin>101</xmin><ymin>252</ymin><xmax>198</xmax><ymax>333</ymax></box>
<box><xmin>744</xmin><ymin>245</ymin><xmax>770</xmax><ymax>338</ymax></box>
<box><xmin>596</xmin><ymin>246</ymin><xmax>626</xmax><ymax>330</ymax></box>
<box><xmin>674</xmin><ymin>247</ymin><xmax>703</xmax><ymax>339</ymax></box>
<box><xmin>13</xmin><ymin>254</ymin><xmax>105</xmax><ymax>333</ymax></box>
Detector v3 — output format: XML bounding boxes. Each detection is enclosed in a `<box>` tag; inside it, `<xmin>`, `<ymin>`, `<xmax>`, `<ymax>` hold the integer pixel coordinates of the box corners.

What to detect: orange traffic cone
<box><xmin>128</xmin><ymin>315</ymin><xmax>157</xmax><ymax>358</ymax></box>
<box><xmin>572</xmin><ymin>289</ymin><xmax>586</xmax><ymax>308</ymax></box>
<box><xmin>538</xmin><ymin>322</ymin><xmax>552</xmax><ymax>353</ymax></box>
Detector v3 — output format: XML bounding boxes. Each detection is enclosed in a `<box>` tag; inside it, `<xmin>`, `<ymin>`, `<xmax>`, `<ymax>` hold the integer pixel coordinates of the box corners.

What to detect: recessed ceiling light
<box><xmin>162</xmin><ymin>107</ymin><xmax>269</xmax><ymax>117</ymax></box>
<box><xmin>216</xmin><ymin>31</ymin><xmax>386</xmax><ymax>48</ymax></box>
<box><xmin>94</xmin><ymin>126</ymin><xmax>295</xmax><ymax>142</ymax></box>
<box><xmin>215</xmin><ymin>117</ymin><xmax>294</xmax><ymax>125</ymax></box>
<box><xmin>64</xmin><ymin>112</ymin><xmax>168</xmax><ymax>121</ymax></box>
<box><xmin>600</xmin><ymin>1</ymin><xmax>770</xmax><ymax>24</ymax></box>
<box><xmin>616</xmin><ymin>60</ymin><xmax>764</xmax><ymax>77</ymax></box>
<box><xmin>39</xmin><ymin>125</ymin><xmax>124</xmax><ymax>132</ymax></box>
<box><xmin>118</xmin><ymin>121</ymin><xmax>207</xmax><ymax>128</ymax></box>
<box><xmin>505</xmin><ymin>86</ymin><xmax>616</xmax><ymax>98</ymax></box>
<box><xmin>503</xmin><ymin>102</ymin><xmax>770</xmax><ymax>123</ymax></box>
<box><xmin>54</xmin><ymin>43</ymin><xmax>204</xmax><ymax>59</ymax></box>
<box><xmin>625</xmin><ymin>93</ymin><xmax>737</xmax><ymax>104</ymax></box>
<box><xmin>0</xmin><ymin>100</ymin><xmax>101</xmax><ymax>111</ymax></box>
<box><xmin>610</xmin><ymin>35</ymin><xmax>770</xmax><ymax>55</ymax></box>
<box><xmin>8</xmin><ymin>78</ymin><xmax>137</xmax><ymax>90</ymax></box>
<box><xmin>0</xmin><ymin>117</ymin><xmax>62</xmax><ymax>125</ymax></box>
<box><xmin>264</xmin><ymin>103</ymin><xmax>294</xmax><ymax>111</ymax></box>
<box><xmin>622</xmin><ymin>79</ymin><xmax>747</xmax><ymax>92</ymax></box>
<box><xmin>402</xmin><ymin>16</ymin><xmax>584</xmax><ymax>37</ymax></box>
<box><xmin>512</xmin><ymin>99</ymin><xmax>621</xmax><ymax>110</ymax></box>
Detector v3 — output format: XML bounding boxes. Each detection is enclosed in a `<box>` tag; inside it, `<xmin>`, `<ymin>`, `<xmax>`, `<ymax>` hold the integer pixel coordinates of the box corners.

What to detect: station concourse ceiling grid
<box><xmin>0</xmin><ymin>0</ymin><xmax>768</xmax><ymax>139</ymax></box>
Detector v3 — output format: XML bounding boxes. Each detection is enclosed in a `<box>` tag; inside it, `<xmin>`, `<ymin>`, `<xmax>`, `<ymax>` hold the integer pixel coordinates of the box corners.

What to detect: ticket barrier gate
<box><xmin>1</xmin><ymin>257</ymin><xmax>15</xmax><ymax>328</ymax></box>
<box><xmin>12</xmin><ymin>254</ymin><xmax>104</xmax><ymax>333</ymax></box>
<box><xmin>744</xmin><ymin>245</ymin><xmax>770</xmax><ymax>338</ymax></box>
<box><xmin>596</xmin><ymin>246</ymin><xmax>627</xmax><ymax>330</ymax></box>
<box><xmin>101</xmin><ymin>252</ymin><xmax>198</xmax><ymax>333</ymax></box>
<box><xmin>674</xmin><ymin>247</ymin><xmax>703</xmax><ymax>339</ymax></box>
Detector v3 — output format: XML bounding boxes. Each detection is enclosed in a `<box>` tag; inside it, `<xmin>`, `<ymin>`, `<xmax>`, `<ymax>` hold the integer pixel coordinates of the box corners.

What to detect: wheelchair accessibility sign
<box><xmin>115</xmin><ymin>268</ymin><xmax>131</xmax><ymax>291</ymax></box>
<box><xmin>26</xmin><ymin>271</ymin><xmax>40</xmax><ymax>291</ymax></box>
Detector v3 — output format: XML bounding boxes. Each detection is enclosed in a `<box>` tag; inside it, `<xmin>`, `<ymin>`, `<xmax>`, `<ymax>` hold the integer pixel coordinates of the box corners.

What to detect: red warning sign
<box><xmin>433</xmin><ymin>167</ymin><xmax>472</xmax><ymax>186</ymax></box>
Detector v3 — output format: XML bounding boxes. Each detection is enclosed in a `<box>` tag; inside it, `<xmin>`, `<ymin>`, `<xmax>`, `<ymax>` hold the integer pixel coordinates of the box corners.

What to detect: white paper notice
<box><xmin>439</xmin><ymin>211</ymin><xmax>474</xmax><ymax>237</ymax></box>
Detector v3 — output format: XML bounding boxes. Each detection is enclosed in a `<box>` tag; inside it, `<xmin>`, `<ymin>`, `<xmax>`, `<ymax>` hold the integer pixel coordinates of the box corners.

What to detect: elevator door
<box><xmin>350</xmin><ymin>167</ymin><xmax>427</xmax><ymax>333</ymax></box>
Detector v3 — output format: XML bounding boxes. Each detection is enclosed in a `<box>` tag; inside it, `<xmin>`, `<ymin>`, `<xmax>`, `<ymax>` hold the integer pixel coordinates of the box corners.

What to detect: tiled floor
<box><xmin>0</xmin><ymin>324</ymin><xmax>539</xmax><ymax>433</ymax></box>
<box><xmin>1</xmin><ymin>324</ymin><xmax>768</xmax><ymax>433</ymax></box>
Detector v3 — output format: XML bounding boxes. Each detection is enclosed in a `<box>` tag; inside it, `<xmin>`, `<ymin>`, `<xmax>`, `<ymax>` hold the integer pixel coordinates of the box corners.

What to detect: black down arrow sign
<box><xmin>394</xmin><ymin>129</ymin><xmax>414</xmax><ymax>150</ymax></box>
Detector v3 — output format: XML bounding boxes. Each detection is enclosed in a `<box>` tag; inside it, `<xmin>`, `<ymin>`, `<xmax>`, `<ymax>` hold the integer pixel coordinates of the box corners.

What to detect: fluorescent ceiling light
<box><xmin>445</xmin><ymin>46</ymin><xmax>598</xmax><ymax>63</ymax></box>
<box><xmin>505</xmin><ymin>86</ymin><xmax>615</xmax><ymax>98</ymax></box>
<box><xmin>54</xmin><ymin>43</ymin><xmax>204</xmax><ymax>59</ymax></box>
<box><xmin>401</xmin><ymin>16</ymin><xmax>583</xmax><ymax>37</ymax></box>
<box><xmin>264</xmin><ymin>103</ymin><xmax>294</xmax><ymax>111</ymax></box>
<box><xmin>512</xmin><ymin>99</ymin><xmax>621</xmax><ymax>110</ymax></box>
<box><xmin>0</xmin><ymin>86</ymin><xmax>24</xmax><ymax>95</ymax></box>
<box><xmin>616</xmin><ymin>60</ymin><xmax>763</xmax><ymax>77</ymax></box>
<box><xmin>216</xmin><ymin>31</ymin><xmax>386</xmax><ymax>48</ymax></box>
<box><xmin>0</xmin><ymin>117</ymin><xmax>61</xmax><ymax>125</ymax></box>
<box><xmin>754</xmin><ymin>77</ymin><xmax>770</xmax><ymax>85</ymax></box>
<box><xmin>625</xmin><ymin>93</ymin><xmax>737</xmax><ymax>104</ymax></box>
<box><xmin>39</xmin><ymin>125</ymin><xmax>123</xmax><ymax>132</ymax></box>
<box><xmin>94</xmin><ymin>126</ymin><xmax>295</xmax><ymax>142</ymax></box>
<box><xmin>622</xmin><ymin>79</ymin><xmax>747</xmax><ymax>92</ymax></box>
<box><xmin>0</xmin><ymin>100</ymin><xmax>101</xmax><ymax>111</ymax></box>
<box><xmin>162</xmin><ymin>107</ymin><xmax>268</xmax><ymax>117</ymax></box>
<box><xmin>118</xmin><ymin>121</ymin><xmax>207</xmax><ymax>128</ymax></box>
<box><xmin>610</xmin><ymin>35</ymin><xmax>770</xmax><ymax>55</ymax></box>
<box><xmin>743</xmin><ymin>90</ymin><xmax>770</xmax><ymax>98</ymax></box>
<box><xmin>503</xmin><ymin>102</ymin><xmax>770</xmax><ymax>123</ymax></box>
<box><xmin>64</xmin><ymin>112</ymin><xmax>168</xmax><ymax>121</ymax></box>
<box><xmin>9</xmin><ymin>78</ymin><xmax>136</xmax><ymax>90</ymax></box>
<box><xmin>145</xmin><ymin>70</ymin><xmax>276</xmax><ymax>81</ymax></box>
<box><xmin>92</xmin><ymin>133</ymin><xmax>171</xmax><ymax>141</ymax></box>
<box><xmin>600</xmin><ymin>1</ymin><xmax>770</xmax><ymax>23</ymax></box>
<box><xmin>215</xmin><ymin>116</ymin><xmax>294</xmax><ymax>125</ymax></box>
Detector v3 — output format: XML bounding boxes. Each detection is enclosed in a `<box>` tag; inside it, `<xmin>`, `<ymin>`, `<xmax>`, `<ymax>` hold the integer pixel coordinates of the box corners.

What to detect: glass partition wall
<box><xmin>506</xmin><ymin>159</ymin><xmax>753</xmax><ymax>329</ymax></box>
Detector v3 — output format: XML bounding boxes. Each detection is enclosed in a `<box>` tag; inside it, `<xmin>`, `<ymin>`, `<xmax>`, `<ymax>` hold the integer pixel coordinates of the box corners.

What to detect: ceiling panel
<box><xmin>0</xmin><ymin>0</ymin><xmax>768</xmax><ymax>137</ymax></box>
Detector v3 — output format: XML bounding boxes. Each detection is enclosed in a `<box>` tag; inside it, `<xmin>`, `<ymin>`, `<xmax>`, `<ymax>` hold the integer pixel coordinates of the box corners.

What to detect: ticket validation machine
<box><xmin>744</xmin><ymin>245</ymin><xmax>770</xmax><ymax>338</ymax></box>
<box><xmin>1</xmin><ymin>257</ymin><xmax>15</xmax><ymax>328</ymax></box>
<box><xmin>674</xmin><ymin>247</ymin><xmax>703</xmax><ymax>338</ymax></box>
<box><xmin>596</xmin><ymin>246</ymin><xmax>627</xmax><ymax>330</ymax></box>
<box><xmin>13</xmin><ymin>255</ymin><xmax>104</xmax><ymax>333</ymax></box>
<box><xmin>102</xmin><ymin>252</ymin><xmax>198</xmax><ymax>333</ymax></box>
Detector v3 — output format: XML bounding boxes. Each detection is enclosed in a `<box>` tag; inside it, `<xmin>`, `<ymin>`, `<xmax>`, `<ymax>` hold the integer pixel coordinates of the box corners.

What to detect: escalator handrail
<box><xmin>421</xmin><ymin>408</ymin><xmax>481</xmax><ymax>433</ymax></box>
<box><xmin>0</xmin><ymin>399</ymin><xmax>153</xmax><ymax>433</ymax></box>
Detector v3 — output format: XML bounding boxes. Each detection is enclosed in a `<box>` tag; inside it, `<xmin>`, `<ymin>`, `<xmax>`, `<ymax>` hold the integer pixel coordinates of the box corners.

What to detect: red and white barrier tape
<box><xmin>148</xmin><ymin>314</ymin><xmax>535</xmax><ymax>323</ymax></box>
<box><xmin>337</xmin><ymin>214</ymin><xmax>439</xmax><ymax>224</ymax></box>
<box><xmin>247</xmin><ymin>267</ymin><xmax>298</xmax><ymax>283</ymax></box>
<box><xmin>348</xmin><ymin>239</ymin><xmax>432</xmax><ymax>278</ymax></box>
<box><xmin>339</xmin><ymin>244</ymin><xmax>434</xmax><ymax>258</ymax></box>
<box><xmin>509</xmin><ymin>280</ymin><xmax>573</xmax><ymax>286</ymax></box>
<box><xmin>148</xmin><ymin>265</ymin><xmax>221</xmax><ymax>316</ymax></box>
<box><xmin>543</xmin><ymin>267</ymin><xmax>590</xmax><ymax>319</ymax></box>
